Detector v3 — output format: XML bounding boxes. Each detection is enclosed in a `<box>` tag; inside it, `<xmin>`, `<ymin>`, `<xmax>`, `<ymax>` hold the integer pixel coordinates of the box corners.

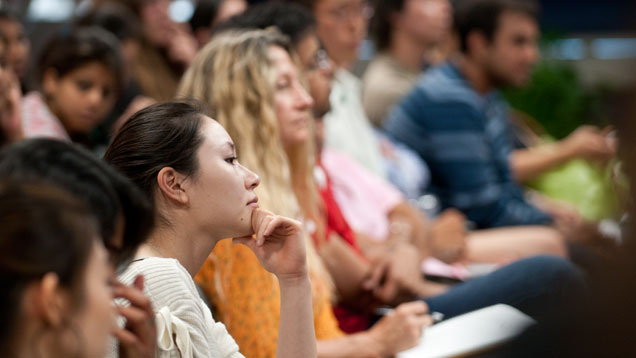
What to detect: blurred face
<box><xmin>140</xmin><ymin>0</ymin><xmax>173</xmax><ymax>47</ymax></box>
<box><xmin>44</xmin><ymin>62</ymin><xmax>117</xmax><ymax>135</ymax></box>
<box><xmin>186</xmin><ymin>117</ymin><xmax>260</xmax><ymax>239</ymax></box>
<box><xmin>0</xmin><ymin>19</ymin><xmax>30</xmax><ymax>79</ymax></box>
<box><xmin>270</xmin><ymin>45</ymin><xmax>314</xmax><ymax>148</ymax></box>
<box><xmin>214</xmin><ymin>0</ymin><xmax>248</xmax><ymax>26</ymax></box>
<box><xmin>397</xmin><ymin>0</ymin><xmax>451</xmax><ymax>46</ymax></box>
<box><xmin>69</xmin><ymin>242</ymin><xmax>116</xmax><ymax>358</ymax></box>
<box><xmin>313</xmin><ymin>0</ymin><xmax>371</xmax><ymax>67</ymax></box>
<box><xmin>483</xmin><ymin>11</ymin><xmax>539</xmax><ymax>88</ymax></box>
<box><xmin>295</xmin><ymin>33</ymin><xmax>334</xmax><ymax>118</ymax></box>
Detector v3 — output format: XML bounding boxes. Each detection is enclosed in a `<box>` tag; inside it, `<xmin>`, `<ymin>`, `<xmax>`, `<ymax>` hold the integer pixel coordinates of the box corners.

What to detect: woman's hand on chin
<box><xmin>233</xmin><ymin>208</ymin><xmax>309</xmax><ymax>284</ymax></box>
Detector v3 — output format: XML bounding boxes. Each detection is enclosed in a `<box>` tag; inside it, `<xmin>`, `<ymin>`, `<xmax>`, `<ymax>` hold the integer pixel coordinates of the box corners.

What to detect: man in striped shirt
<box><xmin>384</xmin><ymin>0</ymin><xmax>554</xmax><ymax>229</ymax></box>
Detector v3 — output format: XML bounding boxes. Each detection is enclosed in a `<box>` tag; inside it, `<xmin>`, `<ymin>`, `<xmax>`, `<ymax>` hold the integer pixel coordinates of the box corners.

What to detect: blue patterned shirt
<box><xmin>383</xmin><ymin>62</ymin><xmax>552</xmax><ymax>228</ymax></box>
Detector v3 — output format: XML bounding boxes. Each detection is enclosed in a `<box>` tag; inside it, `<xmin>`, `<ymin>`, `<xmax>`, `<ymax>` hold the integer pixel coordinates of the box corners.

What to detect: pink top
<box><xmin>21</xmin><ymin>92</ymin><xmax>70</xmax><ymax>141</ymax></box>
<box><xmin>320</xmin><ymin>148</ymin><xmax>404</xmax><ymax>241</ymax></box>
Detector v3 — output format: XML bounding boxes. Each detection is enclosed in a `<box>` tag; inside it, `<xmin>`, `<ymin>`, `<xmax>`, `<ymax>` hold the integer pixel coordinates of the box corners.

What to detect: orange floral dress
<box><xmin>195</xmin><ymin>239</ymin><xmax>344</xmax><ymax>358</ymax></box>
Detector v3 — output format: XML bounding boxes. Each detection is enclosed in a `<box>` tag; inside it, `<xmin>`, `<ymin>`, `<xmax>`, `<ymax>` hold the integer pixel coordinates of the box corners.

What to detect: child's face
<box><xmin>44</xmin><ymin>62</ymin><xmax>117</xmax><ymax>135</ymax></box>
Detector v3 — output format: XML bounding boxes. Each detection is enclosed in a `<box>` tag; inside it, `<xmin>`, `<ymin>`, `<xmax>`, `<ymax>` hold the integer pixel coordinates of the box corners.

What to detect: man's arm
<box><xmin>511</xmin><ymin>125</ymin><xmax>617</xmax><ymax>183</ymax></box>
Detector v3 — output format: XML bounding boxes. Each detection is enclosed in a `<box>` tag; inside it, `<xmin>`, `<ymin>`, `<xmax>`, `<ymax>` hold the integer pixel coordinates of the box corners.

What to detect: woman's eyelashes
<box><xmin>225</xmin><ymin>156</ymin><xmax>238</xmax><ymax>164</ymax></box>
<box><xmin>275</xmin><ymin>77</ymin><xmax>291</xmax><ymax>91</ymax></box>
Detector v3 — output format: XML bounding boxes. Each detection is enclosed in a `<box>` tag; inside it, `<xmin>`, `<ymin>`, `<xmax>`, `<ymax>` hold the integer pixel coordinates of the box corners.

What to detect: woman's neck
<box><xmin>140</xmin><ymin>221</ymin><xmax>219</xmax><ymax>277</ymax></box>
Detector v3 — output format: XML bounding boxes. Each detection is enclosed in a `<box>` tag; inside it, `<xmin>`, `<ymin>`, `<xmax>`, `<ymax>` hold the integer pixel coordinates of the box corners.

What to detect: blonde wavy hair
<box><xmin>177</xmin><ymin>29</ymin><xmax>333</xmax><ymax>294</ymax></box>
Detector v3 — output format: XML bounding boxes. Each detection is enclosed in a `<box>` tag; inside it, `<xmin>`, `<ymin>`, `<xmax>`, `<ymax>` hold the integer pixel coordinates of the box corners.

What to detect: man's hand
<box><xmin>429</xmin><ymin>209</ymin><xmax>468</xmax><ymax>263</ymax></box>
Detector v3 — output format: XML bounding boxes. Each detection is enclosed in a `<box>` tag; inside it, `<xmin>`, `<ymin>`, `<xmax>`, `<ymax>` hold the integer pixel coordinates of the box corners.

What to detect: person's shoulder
<box><xmin>120</xmin><ymin>257</ymin><xmax>193</xmax><ymax>291</ymax></box>
<box><xmin>412</xmin><ymin>63</ymin><xmax>479</xmax><ymax>105</ymax></box>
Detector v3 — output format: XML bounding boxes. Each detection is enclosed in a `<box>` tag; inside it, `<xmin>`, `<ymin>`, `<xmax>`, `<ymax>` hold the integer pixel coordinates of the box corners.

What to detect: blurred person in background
<box><xmin>362</xmin><ymin>0</ymin><xmax>453</xmax><ymax>127</ymax></box>
<box><xmin>94</xmin><ymin>0</ymin><xmax>198</xmax><ymax>101</ymax></box>
<box><xmin>75</xmin><ymin>3</ymin><xmax>155</xmax><ymax>148</ymax></box>
<box><xmin>21</xmin><ymin>28</ymin><xmax>123</xmax><ymax>146</ymax></box>
<box><xmin>383</xmin><ymin>0</ymin><xmax>597</xmax><ymax>237</ymax></box>
<box><xmin>0</xmin><ymin>181</ymin><xmax>116</xmax><ymax>358</ymax></box>
<box><xmin>0</xmin><ymin>139</ymin><xmax>157</xmax><ymax>357</ymax></box>
<box><xmin>190</xmin><ymin>0</ymin><xmax>248</xmax><ymax>48</ymax></box>
<box><xmin>0</xmin><ymin>31</ymin><xmax>22</xmax><ymax>146</ymax></box>
<box><xmin>0</xmin><ymin>9</ymin><xmax>30</xmax><ymax>91</ymax></box>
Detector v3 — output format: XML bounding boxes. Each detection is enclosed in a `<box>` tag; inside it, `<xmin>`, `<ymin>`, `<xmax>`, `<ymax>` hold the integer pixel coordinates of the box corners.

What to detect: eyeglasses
<box><xmin>307</xmin><ymin>48</ymin><xmax>332</xmax><ymax>73</ymax></box>
<box><xmin>324</xmin><ymin>0</ymin><xmax>374</xmax><ymax>23</ymax></box>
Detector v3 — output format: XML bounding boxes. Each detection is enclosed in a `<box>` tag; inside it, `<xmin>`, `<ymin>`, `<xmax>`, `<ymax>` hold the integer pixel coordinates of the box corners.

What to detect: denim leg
<box><xmin>423</xmin><ymin>256</ymin><xmax>587</xmax><ymax>322</ymax></box>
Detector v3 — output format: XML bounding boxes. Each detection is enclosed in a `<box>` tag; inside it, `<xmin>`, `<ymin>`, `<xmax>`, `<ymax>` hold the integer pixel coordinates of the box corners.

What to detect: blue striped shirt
<box><xmin>384</xmin><ymin>62</ymin><xmax>552</xmax><ymax>228</ymax></box>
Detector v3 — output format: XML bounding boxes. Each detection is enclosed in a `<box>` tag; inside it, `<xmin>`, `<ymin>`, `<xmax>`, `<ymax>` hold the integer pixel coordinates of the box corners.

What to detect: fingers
<box><xmin>117</xmin><ymin>305</ymin><xmax>149</xmax><ymax>328</ymax></box>
<box><xmin>113</xmin><ymin>281</ymin><xmax>153</xmax><ymax>315</ymax></box>
<box><xmin>394</xmin><ymin>300</ymin><xmax>429</xmax><ymax>316</ymax></box>
<box><xmin>363</xmin><ymin>260</ymin><xmax>389</xmax><ymax>290</ymax></box>
<box><xmin>113</xmin><ymin>327</ymin><xmax>140</xmax><ymax>347</ymax></box>
<box><xmin>132</xmin><ymin>274</ymin><xmax>145</xmax><ymax>291</ymax></box>
<box><xmin>255</xmin><ymin>215</ymin><xmax>274</xmax><ymax>246</ymax></box>
<box><xmin>250</xmin><ymin>209</ymin><xmax>302</xmax><ymax>246</ymax></box>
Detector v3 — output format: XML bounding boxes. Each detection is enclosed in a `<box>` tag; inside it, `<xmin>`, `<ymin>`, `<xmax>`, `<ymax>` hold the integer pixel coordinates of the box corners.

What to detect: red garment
<box><xmin>316</xmin><ymin>163</ymin><xmax>372</xmax><ymax>333</ymax></box>
<box><xmin>317</xmin><ymin>164</ymin><xmax>362</xmax><ymax>255</ymax></box>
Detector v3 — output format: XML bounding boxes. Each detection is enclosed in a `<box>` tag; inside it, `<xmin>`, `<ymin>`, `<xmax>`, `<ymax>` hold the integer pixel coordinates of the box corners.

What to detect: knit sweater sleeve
<box><xmin>119</xmin><ymin>257</ymin><xmax>244</xmax><ymax>358</ymax></box>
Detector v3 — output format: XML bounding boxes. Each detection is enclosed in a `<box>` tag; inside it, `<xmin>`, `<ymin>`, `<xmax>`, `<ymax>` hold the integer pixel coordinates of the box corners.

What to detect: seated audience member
<box><xmin>384</xmin><ymin>0</ymin><xmax>587</xmax><ymax>231</ymax></box>
<box><xmin>0</xmin><ymin>10</ymin><xmax>30</xmax><ymax>90</ymax></box>
<box><xmin>362</xmin><ymin>0</ymin><xmax>452</xmax><ymax>127</ymax></box>
<box><xmin>0</xmin><ymin>139</ymin><xmax>157</xmax><ymax>356</ymax></box>
<box><xmin>499</xmin><ymin>89</ymin><xmax>636</xmax><ymax>358</ymax></box>
<box><xmin>105</xmin><ymin>101</ymin><xmax>317</xmax><ymax>358</ymax></box>
<box><xmin>0</xmin><ymin>181</ymin><xmax>116</xmax><ymax>357</ymax></box>
<box><xmin>288</xmin><ymin>0</ymin><xmax>385</xmax><ymax>178</ymax></box>
<box><xmin>94</xmin><ymin>0</ymin><xmax>198</xmax><ymax>101</ymax></box>
<box><xmin>190</xmin><ymin>0</ymin><xmax>248</xmax><ymax>48</ymax></box>
<box><xmin>180</xmin><ymin>27</ymin><xmax>587</xmax><ymax>357</ymax></box>
<box><xmin>75</xmin><ymin>2</ymin><xmax>155</xmax><ymax>147</ymax></box>
<box><xmin>180</xmin><ymin>27</ymin><xmax>431</xmax><ymax>357</ymax></box>
<box><xmin>0</xmin><ymin>35</ymin><xmax>22</xmax><ymax>146</ymax></box>
<box><xmin>289</xmin><ymin>0</ymin><xmax>429</xmax><ymax>198</ymax></box>
<box><xmin>0</xmin><ymin>138</ymin><xmax>153</xmax><ymax>266</ymax></box>
<box><xmin>21</xmin><ymin>28</ymin><xmax>123</xmax><ymax>145</ymax></box>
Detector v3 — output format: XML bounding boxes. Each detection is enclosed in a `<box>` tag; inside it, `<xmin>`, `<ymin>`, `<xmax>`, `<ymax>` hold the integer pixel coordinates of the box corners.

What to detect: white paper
<box><xmin>397</xmin><ymin>304</ymin><xmax>536</xmax><ymax>358</ymax></box>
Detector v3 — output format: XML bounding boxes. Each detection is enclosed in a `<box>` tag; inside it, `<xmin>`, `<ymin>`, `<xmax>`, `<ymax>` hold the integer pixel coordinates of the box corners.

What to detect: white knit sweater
<box><xmin>117</xmin><ymin>257</ymin><xmax>244</xmax><ymax>358</ymax></box>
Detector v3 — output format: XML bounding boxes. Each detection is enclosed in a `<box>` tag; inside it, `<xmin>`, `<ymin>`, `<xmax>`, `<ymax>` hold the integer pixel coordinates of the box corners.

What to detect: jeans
<box><xmin>423</xmin><ymin>256</ymin><xmax>587</xmax><ymax>322</ymax></box>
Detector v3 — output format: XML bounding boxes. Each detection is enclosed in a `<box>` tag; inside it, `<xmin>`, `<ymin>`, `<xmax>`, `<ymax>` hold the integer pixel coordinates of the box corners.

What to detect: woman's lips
<box><xmin>247</xmin><ymin>197</ymin><xmax>259</xmax><ymax>208</ymax></box>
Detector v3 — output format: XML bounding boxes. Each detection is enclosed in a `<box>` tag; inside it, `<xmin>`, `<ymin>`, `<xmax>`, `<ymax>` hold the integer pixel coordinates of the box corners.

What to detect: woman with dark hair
<box><xmin>104</xmin><ymin>101</ymin><xmax>317</xmax><ymax>358</ymax></box>
<box><xmin>21</xmin><ymin>27</ymin><xmax>123</xmax><ymax>144</ymax></box>
<box><xmin>0</xmin><ymin>180</ymin><xmax>114</xmax><ymax>357</ymax></box>
<box><xmin>0</xmin><ymin>139</ymin><xmax>157</xmax><ymax>357</ymax></box>
<box><xmin>92</xmin><ymin>0</ymin><xmax>199</xmax><ymax>101</ymax></box>
<box><xmin>0</xmin><ymin>138</ymin><xmax>152</xmax><ymax>266</ymax></box>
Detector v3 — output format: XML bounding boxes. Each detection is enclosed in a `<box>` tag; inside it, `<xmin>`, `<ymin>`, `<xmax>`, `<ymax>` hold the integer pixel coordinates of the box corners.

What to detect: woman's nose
<box><xmin>245</xmin><ymin>167</ymin><xmax>260</xmax><ymax>189</ymax></box>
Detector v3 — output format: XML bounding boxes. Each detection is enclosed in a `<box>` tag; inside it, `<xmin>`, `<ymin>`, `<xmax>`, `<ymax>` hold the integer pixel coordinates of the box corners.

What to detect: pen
<box><xmin>374</xmin><ymin>307</ymin><xmax>445</xmax><ymax>323</ymax></box>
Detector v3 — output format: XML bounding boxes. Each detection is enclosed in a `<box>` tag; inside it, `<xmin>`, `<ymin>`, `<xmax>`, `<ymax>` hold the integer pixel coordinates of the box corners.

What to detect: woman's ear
<box><xmin>41</xmin><ymin>68</ymin><xmax>59</xmax><ymax>98</ymax></box>
<box><xmin>26</xmin><ymin>273</ymin><xmax>68</xmax><ymax>327</ymax></box>
<box><xmin>156</xmin><ymin>167</ymin><xmax>189</xmax><ymax>205</ymax></box>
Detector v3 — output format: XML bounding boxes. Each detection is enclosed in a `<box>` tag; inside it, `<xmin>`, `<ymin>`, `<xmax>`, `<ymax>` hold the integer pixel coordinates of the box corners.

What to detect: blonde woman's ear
<box><xmin>156</xmin><ymin>167</ymin><xmax>190</xmax><ymax>205</ymax></box>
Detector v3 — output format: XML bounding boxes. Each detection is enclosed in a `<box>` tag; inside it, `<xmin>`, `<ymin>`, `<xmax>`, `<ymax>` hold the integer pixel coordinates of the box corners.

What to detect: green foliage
<box><xmin>503</xmin><ymin>61</ymin><xmax>606</xmax><ymax>139</ymax></box>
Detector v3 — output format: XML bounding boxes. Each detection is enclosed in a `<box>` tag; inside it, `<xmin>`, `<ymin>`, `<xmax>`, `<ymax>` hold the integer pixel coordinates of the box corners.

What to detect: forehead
<box><xmin>496</xmin><ymin>11</ymin><xmax>538</xmax><ymax>36</ymax></box>
<box><xmin>295</xmin><ymin>34</ymin><xmax>320</xmax><ymax>67</ymax></box>
<box><xmin>199</xmin><ymin>116</ymin><xmax>233</xmax><ymax>151</ymax></box>
<box><xmin>269</xmin><ymin>45</ymin><xmax>295</xmax><ymax>72</ymax></box>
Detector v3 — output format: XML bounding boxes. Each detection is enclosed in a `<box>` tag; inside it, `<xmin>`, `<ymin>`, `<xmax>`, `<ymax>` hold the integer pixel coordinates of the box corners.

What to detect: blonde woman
<box><xmin>179</xmin><ymin>29</ymin><xmax>431</xmax><ymax>358</ymax></box>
